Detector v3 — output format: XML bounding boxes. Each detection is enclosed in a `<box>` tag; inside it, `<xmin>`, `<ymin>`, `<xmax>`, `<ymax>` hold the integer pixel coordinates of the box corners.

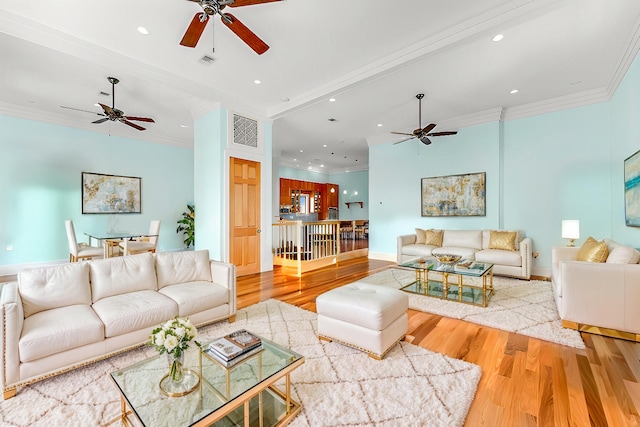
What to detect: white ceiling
<box><xmin>1</xmin><ymin>0</ymin><xmax>640</xmax><ymax>173</ymax></box>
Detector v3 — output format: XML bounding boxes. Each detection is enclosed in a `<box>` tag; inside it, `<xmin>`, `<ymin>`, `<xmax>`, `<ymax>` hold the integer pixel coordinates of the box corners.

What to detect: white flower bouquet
<box><xmin>149</xmin><ymin>317</ymin><xmax>199</xmax><ymax>358</ymax></box>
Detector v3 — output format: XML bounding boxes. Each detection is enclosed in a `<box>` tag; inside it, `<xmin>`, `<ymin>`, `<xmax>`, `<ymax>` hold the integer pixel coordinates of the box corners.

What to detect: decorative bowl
<box><xmin>434</xmin><ymin>254</ymin><xmax>462</xmax><ymax>265</ymax></box>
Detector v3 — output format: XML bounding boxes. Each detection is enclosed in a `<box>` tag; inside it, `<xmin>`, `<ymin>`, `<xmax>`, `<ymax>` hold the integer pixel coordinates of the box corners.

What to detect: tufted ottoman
<box><xmin>316</xmin><ymin>282</ymin><xmax>409</xmax><ymax>359</ymax></box>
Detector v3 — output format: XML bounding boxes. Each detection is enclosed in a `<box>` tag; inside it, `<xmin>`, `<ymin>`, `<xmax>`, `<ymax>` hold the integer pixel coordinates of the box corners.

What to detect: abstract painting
<box><xmin>421</xmin><ymin>172</ymin><xmax>486</xmax><ymax>217</ymax></box>
<box><xmin>82</xmin><ymin>172</ymin><xmax>141</xmax><ymax>214</ymax></box>
<box><xmin>624</xmin><ymin>149</ymin><xmax>640</xmax><ymax>226</ymax></box>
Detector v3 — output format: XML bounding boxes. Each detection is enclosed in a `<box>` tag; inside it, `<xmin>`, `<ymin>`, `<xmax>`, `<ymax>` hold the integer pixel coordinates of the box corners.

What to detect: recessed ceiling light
<box><xmin>300</xmin><ymin>150</ymin><xmax>303</xmax><ymax>153</ymax></box>
<box><xmin>377</xmin><ymin>123</ymin><xmax>383</xmax><ymax>127</ymax></box>
<box><xmin>308</xmin><ymin>166</ymin><xmax>312</xmax><ymax>170</ymax></box>
<box><xmin>281</xmin><ymin>97</ymin><xmax>290</xmax><ymax>102</ymax></box>
<box><xmin>293</xmin><ymin>158</ymin><xmax>297</xmax><ymax>161</ymax></box>
<box><xmin>329</xmin><ymin>98</ymin><xmax>336</xmax><ymax>102</ymax></box>
<box><xmin>343</xmin><ymin>190</ymin><xmax>347</xmax><ymax>194</ymax></box>
<box><xmin>137</xmin><ymin>26</ymin><xmax>149</xmax><ymax>35</ymax></box>
<box><xmin>321</xmin><ymin>164</ymin><xmax>325</xmax><ymax>168</ymax></box>
<box><xmin>492</xmin><ymin>34</ymin><xmax>504</xmax><ymax>42</ymax></box>
<box><xmin>254</xmin><ymin>80</ymin><xmax>261</xmax><ymax>85</ymax></box>
<box><xmin>180</xmin><ymin>124</ymin><xmax>188</xmax><ymax>128</ymax></box>
<box><xmin>510</xmin><ymin>89</ymin><xmax>519</xmax><ymax>94</ymax></box>
<box><xmin>323</xmin><ymin>144</ymin><xmax>327</xmax><ymax>147</ymax></box>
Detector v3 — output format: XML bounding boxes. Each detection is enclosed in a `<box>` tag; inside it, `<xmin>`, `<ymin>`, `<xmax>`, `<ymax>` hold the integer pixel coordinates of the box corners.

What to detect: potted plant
<box><xmin>176</xmin><ymin>204</ymin><xmax>195</xmax><ymax>248</ymax></box>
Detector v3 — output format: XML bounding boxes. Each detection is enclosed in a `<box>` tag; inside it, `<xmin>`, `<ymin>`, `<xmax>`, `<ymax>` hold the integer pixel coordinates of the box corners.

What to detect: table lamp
<box><xmin>561</xmin><ymin>220</ymin><xmax>580</xmax><ymax>247</ymax></box>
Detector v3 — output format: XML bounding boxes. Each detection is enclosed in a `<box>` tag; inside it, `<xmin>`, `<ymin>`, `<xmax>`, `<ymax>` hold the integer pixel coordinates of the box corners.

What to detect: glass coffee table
<box><xmin>109</xmin><ymin>336</ymin><xmax>304</xmax><ymax>427</ymax></box>
<box><xmin>398</xmin><ymin>257</ymin><xmax>494</xmax><ymax>307</ymax></box>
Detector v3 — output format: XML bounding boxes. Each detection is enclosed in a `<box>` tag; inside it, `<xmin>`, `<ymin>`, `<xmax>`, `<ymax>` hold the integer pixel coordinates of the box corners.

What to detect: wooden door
<box><xmin>229</xmin><ymin>157</ymin><xmax>261</xmax><ymax>276</ymax></box>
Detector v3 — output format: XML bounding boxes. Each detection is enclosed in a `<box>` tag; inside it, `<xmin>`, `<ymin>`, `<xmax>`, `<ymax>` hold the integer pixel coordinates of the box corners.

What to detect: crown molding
<box><xmin>502</xmin><ymin>88</ymin><xmax>610</xmax><ymax>122</ymax></box>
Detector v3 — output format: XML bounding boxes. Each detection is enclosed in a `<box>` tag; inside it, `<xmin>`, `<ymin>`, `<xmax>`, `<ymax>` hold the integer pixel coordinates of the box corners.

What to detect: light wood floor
<box><xmin>237</xmin><ymin>257</ymin><xmax>640</xmax><ymax>427</ymax></box>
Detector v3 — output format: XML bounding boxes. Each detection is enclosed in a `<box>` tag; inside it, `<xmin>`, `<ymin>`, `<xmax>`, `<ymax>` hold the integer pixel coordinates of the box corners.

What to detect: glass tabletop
<box><xmin>110</xmin><ymin>337</ymin><xmax>303</xmax><ymax>427</ymax></box>
<box><xmin>399</xmin><ymin>257</ymin><xmax>493</xmax><ymax>277</ymax></box>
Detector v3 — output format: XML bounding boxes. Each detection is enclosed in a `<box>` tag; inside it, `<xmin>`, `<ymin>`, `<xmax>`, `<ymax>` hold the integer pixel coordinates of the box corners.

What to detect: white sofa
<box><xmin>551</xmin><ymin>240</ymin><xmax>640</xmax><ymax>341</ymax></box>
<box><xmin>0</xmin><ymin>249</ymin><xmax>236</xmax><ymax>399</ymax></box>
<box><xmin>398</xmin><ymin>229</ymin><xmax>532</xmax><ymax>279</ymax></box>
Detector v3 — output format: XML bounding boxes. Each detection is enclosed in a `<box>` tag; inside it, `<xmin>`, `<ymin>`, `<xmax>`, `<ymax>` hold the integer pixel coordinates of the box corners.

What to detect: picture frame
<box><xmin>624</xmin><ymin>149</ymin><xmax>640</xmax><ymax>226</ymax></box>
<box><xmin>82</xmin><ymin>172</ymin><xmax>141</xmax><ymax>214</ymax></box>
<box><xmin>421</xmin><ymin>172</ymin><xmax>486</xmax><ymax>217</ymax></box>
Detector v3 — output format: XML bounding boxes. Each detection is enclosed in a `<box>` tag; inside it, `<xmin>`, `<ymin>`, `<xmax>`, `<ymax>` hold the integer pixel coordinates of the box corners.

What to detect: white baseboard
<box><xmin>368</xmin><ymin>252</ymin><xmax>397</xmax><ymax>262</ymax></box>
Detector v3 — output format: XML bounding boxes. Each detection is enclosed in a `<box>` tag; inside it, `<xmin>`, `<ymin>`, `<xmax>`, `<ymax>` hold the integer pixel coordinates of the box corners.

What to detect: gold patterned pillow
<box><xmin>488</xmin><ymin>231</ymin><xmax>517</xmax><ymax>251</ymax></box>
<box><xmin>415</xmin><ymin>228</ymin><xmax>427</xmax><ymax>244</ymax></box>
<box><xmin>576</xmin><ymin>237</ymin><xmax>609</xmax><ymax>263</ymax></box>
<box><xmin>424</xmin><ymin>229</ymin><xmax>443</xmax><ymax>246</ymax></box>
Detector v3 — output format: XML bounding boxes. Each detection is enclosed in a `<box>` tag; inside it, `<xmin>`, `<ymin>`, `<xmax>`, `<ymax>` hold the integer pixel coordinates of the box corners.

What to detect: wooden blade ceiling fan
<box><xmin>60</xmin><ymin>77</ymin><xmax>155</xmax><ymax>131</ymax></box>
<box><xmin>391</xmin><ymin>94</ymin><xmax>457</xmax><ymax>145</ymax></box>
<box><xmin>180</xmin><ymin>0</ymin><xmax>281</xmax><ymax>55</ymax></box>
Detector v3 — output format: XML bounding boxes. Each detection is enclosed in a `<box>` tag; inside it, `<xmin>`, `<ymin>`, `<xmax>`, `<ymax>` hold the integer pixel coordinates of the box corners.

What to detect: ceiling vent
<box><xmin>99</xmin><ymin>91</ymin><xmax>110</xmax><ymax>97</ymax></box>
<box><xmin>233</xmin><ymin>114</ymin><xmax>258</xmax><ymax>148</ymax></box>
<box><xmin>199</xmin><ymin>55</ymin><xmax>215</xmax><ymax>65</ymax></box>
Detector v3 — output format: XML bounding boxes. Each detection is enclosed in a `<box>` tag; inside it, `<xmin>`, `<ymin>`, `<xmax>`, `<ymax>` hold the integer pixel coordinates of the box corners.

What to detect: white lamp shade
<box><xmin>561</xmin><ymin>220</ymin><xmax>580</xmax><ymax>239</ymax></box>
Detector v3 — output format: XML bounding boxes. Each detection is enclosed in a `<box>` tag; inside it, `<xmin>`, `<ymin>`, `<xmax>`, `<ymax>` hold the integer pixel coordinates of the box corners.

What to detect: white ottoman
<box><xmin>316</xmin><ymin>282</ymin><xmax>408</xmax><ymax>359</ymax></box>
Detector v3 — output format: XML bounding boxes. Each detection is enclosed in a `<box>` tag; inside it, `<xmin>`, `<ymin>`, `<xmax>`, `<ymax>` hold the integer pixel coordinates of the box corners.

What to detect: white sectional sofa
<box><xmin>552</xmin><ymin>239</ymin><xmax>640</xmax><ymax>341</ymax></box>
<box><xmin>0</xmin><ymin>249</ymin><xmax>236</xmax><ymax>399</ymax></box>
<box><xmin>398</xmin><ymin>229</ymin><xmax>532</xmax><ymax>279</ymax></box>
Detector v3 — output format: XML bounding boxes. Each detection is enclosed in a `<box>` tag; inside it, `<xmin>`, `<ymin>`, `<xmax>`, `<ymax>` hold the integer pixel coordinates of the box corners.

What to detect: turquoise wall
<box><xmin>330</xmin><ymin>170</ymin><xmax>369</xmax><ymax>220</ymax></box>
<box><xmin>370</xmin><ymin>121</ymin><xmax>500</xmax><ymax>257</ymax></box>
<box><xmin>0</xmin><ymin>115</ymin><xmax>194</xmax><ymax>266</ymax></box>
<box><xmin>369</xmin><ymin>54</ymin><xmax>640</xmax><ymax>273</ymax></box>
<box><xmin>194</xmin><ymin>108</ymin><xmax>227</xmax><ymax>261</ymax></box>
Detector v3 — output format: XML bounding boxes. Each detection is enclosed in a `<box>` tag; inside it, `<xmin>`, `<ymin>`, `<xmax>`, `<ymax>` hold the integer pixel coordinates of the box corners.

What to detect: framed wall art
<box><xmin>624</xmin><ymin>149</ymin><xmax>640</xmax><ymax>226</ymax></box>
<box><xmin>82</xmin><ymin>172</ymin><xmax>141</xmax><ymax>214</ymax></box>
<box><xmin>421</xmin><ymin>172</ymin><xmax>486</xmax><ymax>217</ymax></box>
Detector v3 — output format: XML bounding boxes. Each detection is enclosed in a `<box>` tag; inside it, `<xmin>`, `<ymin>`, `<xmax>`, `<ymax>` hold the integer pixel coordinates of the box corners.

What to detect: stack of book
<box><xmin>204</xmin><ymin>329</ymin><xmax>263</xmax><ymax>367</ymax></box>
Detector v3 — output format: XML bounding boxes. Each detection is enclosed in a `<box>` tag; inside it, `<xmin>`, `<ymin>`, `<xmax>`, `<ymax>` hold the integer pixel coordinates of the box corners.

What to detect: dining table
<box><xmin>84</xmin><ymin>231</ymin><xmax>159</xmax><ymax>258</ymax></box>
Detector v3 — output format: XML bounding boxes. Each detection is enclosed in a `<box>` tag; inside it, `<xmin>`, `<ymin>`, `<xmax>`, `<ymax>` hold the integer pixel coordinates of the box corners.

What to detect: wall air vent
<box><xmin>233</xmin><ymin>114</ymin><xmax>258</xmax><ymax>148</ymax></box>
<box><xmin>199</xmin><ymin>55</ymin><xmax>215</xmax><ymax>65</ymax></box>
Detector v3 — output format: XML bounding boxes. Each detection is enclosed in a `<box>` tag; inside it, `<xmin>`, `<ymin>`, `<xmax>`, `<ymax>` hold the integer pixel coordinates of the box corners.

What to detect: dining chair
<box><xmin>120</xmin><ymin>220</ymin><xmax>161</xmax><ymax>256</ymax></box>
<box><xmin>65</xmin><ymin>220</ymin><xmax>103</xmax><ymax>262</ymax></box>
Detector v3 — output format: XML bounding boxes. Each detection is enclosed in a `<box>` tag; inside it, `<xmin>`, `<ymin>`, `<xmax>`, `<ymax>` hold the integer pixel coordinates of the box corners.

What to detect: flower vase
<box><xmin>167</xmin><ymin>352</ymin><xmax>185</xmax><ymax>384</ymax></box>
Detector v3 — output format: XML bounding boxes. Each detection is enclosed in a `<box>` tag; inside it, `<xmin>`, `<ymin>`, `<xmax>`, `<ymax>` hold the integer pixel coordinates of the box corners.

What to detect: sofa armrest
<box><xmin>0</xmin><ymin>282</ymin><xmax>23</xmax><ymax>391</ymax></box>
<box><xmin>519</xmin><ymin>237</ymin><xmax>532</xmax><ymax>279</ymax></box>
<box><xmin>558</xmin><ymin>261</ymin><xmax>640</xmax><ymax>332</ymax></box>
<box><xmin>397</xmin><ymin>234</ymin><xmax>417</xmax><ymax>263</ymax></box>
<box><xmin>552</xmin><ymin>246</ymin><xmax>580</xmax><ymax>263</ymax></box>
<box><xmin>210</xmin><ymin>260</ymin><xmax>237</xmax><ymax>315</ymax></box>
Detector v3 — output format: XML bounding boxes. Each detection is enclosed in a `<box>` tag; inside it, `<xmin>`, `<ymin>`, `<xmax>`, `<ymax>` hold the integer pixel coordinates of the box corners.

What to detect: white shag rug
<box><xmin>1</xmin><ymin>299</ymin><xmax>481</xmax><ymax>427</ymax></box>
<box><xmin>360</xmin><ymin>269</ymin><xmax>585</xmax><ymax>349</ymax></box>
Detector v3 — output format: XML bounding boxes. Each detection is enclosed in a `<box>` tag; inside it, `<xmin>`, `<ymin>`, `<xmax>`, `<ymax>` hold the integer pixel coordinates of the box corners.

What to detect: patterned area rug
<box><xmin>1</xmin><ymin>299</ymin><xmax>481</xmax><ymax>427</ymax></box>
<box><xmin>360</xmin><ymin>269</ymin><xmax>585</xmax><ymax>349</ymax></box>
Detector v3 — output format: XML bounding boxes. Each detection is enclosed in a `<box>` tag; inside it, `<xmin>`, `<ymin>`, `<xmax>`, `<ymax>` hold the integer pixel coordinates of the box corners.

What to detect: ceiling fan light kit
<box><xmin>392</xmin><ymin>93</ymin><xmax>458</xmax><ymax>146</ymax></box>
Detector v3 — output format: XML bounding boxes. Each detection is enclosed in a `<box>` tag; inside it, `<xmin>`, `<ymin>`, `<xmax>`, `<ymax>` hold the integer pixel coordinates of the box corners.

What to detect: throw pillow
<box><xmin>606</xmin><ymin>245</ymin><xmax>640</xmax><ymax>264</ymax></box>
<box><xmin>425</xmin><ymin>229</ymin><xmax>443</xmax><ymax>246</ymax></box>
<box><xmin>415</xmin><ymin>228</ymin><xmax>427</xmax><ymax>244</ymax></box>
<box><xmin>576</xmin><ymin>236</ymin><xmax>609</xmax><ymax>263</ymax></box>
<box><xmin>488</xmin><ymin>230</ymin><xmax>517</xmax><ymax>251</ymax></box>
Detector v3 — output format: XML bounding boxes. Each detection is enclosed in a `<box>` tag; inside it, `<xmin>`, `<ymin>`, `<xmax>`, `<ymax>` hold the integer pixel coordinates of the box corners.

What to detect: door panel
<box><xmin>229</xmin><ymin>157</ymin><xmax>260</xmax><ymax>276</ymax></box>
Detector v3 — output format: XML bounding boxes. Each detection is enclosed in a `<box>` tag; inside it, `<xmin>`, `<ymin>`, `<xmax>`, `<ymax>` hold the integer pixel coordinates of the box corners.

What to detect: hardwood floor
<box><xmin>237</xmin><ymin>256</ymin><xmax>640</xmax><ymax>426</ymax></box>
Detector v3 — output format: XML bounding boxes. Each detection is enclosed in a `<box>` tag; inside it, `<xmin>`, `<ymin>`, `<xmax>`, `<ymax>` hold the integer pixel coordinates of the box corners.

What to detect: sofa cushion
<box><xmin>475</xmin><ymin>249</ymin><xmax>522</xmax><ymax>267</ymax></box>
<box><xmin>18</xmin><ymin>263</ymin><xmax>91</xmax><ymax>318</ymax></box>
<box><xmin>90</xmin><ymin>253</ymin><xmax>158</xmax><ymax>303</ymax></box>
<box><xmin>482</xmin><ymin>230</ymin><xmax>522</xmax><ymax>250</ymax></box>
<box><xmin>606</xmin><ymin>245</ymin><xmax>640</xmax><ymax>264</ymax></box>
<box><xmin>432</xmin><ymin>246</ymin><xmax>478</xmax><ymax>260</ymax></box>
<box><xmin>156</xmin><ymin>250</ymin><xmax>212</xmax><ymax>289</ymax></box>
<box><xmin>442</xmin><ymin>230</ymin><xmax>483</xmax><ymax>250</ymax></box>
<box><xmin>415</xmin><ymin>228</ymin><xmax>427</xmax><ymax>244</ymax></box>
<box><xmin>159</xmin><ymin>281</ymin><xmax>229</xmax><ymax>317</ymax></box>
<box><xmin>91</xmin><ymin>290</ymin><xmax>177</xmax><ymax>337</ymax></box>
<box><xmin>401</xmin><ymin>244</ymin><xmax>437</xmax><ymax>257</ymax></box>
<box><xmin>488</xmin><ymin>231</ymin><xmax>517</xmax><ymax>251</ymax></box>
<box><xmin>19</xmin><ymin>304</ymin><xmax>104</xmax><ymax>362</ymax></box>
<box><xmin>577</xmin><ymin>237</ymin><xmax>609</xmax><ymax>263</ymax></box>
